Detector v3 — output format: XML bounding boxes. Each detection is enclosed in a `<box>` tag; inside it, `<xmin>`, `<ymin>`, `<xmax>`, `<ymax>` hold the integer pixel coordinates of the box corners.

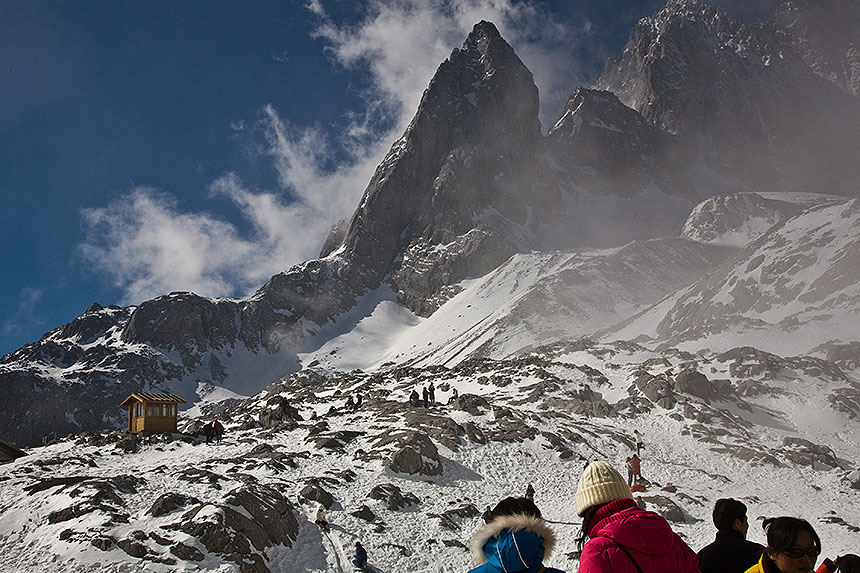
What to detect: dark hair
<box><xmin>490</xmin><ymin>497</ymin><xmax>542</xmax><ymax>521</ymax></box>
<box><xmin>760</xmin><ymin>517</ymin><xmax>821</xmax><ymax>572</ymax></box>
<box><xmin>839</xmin><ymin>554</ymin><xmax>860</xmax><ymax>573</ymax></box>
<box><xmin>713</xmin><ymin>498</ymin><xmax>747</xmax><ymax>531</ymax></box>
<box><xmin>575</xmin><ymin>503</ymin><xmax>606</xmax><ymax>551</ymax></box>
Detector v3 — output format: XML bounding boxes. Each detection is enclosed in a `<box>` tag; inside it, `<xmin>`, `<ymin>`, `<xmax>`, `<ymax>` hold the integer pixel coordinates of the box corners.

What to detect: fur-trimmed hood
<box><xmin>468</xmin><ymin>513</ymin><xmax>558</xmax><ymax>571</ymax></box>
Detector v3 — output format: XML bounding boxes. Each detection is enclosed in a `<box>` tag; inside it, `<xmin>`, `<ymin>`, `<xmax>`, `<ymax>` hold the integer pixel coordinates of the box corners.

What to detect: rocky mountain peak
<box><xmin>773</xmin><ymin>0</ymin><xmax>860</xmax><ymax>96</ymax></box>
<box><xmin>334</xmin><ymin>20</ymin><xmax>540</xmax><ymax>314</ymax></box>
<box><xmin>597</xmin><ymin>0</ymin><xmax>756</xmax><ymax>132</ymax></box>
<box><xmin>596</xmin><ymin>0</ymin><xmax>860</xmax><ymax>196</ymax></box>
<box><xmin>460</xmin><ymin>20</ymin><xmax>503</xmax><ymax>54</ymax></box>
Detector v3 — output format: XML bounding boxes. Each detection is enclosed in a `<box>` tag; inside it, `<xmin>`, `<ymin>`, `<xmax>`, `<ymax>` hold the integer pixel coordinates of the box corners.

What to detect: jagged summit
<box><xmin>340</xmin><ymin>18</ymin><xmax>541</xmax><ymax>314</ymax></box>
<box><xmin>546</xmin><ymin>87</ymin><xmax>687</xmax><ymax>198</ymax></box>
<box><xmin>774</xmin><ymin>0</ymin><xmax>860</xmax><ymax>96</ymax></box>
<box><xmin>596</xmin><ymin>0</ymin><xmax>860</xmax><ymax>196</ymax></box>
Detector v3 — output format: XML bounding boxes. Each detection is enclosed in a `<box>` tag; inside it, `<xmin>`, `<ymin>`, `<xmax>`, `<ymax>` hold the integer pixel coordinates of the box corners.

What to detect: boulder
<box><xmin>148</xmin><ymin>492</ymin><xmax>200</xmax><ymax>517</ymax></box>
<box><xmin>673</xmin><ymin>370</ymin><xmax>716</xmax><ymax>403</ymax></box>
<box><xmin>351</xmin><ymin>505</ymin><xmax>376</xmax><ymax>522</ymax></box>
<box><xmin>403</xmin><ymin>412</ymin><xmax>464</xmax><ymax>451</ymax></box>
<box><xmin>170</xmin><ymin>541</ymin><xmax>205</xmax><ymax>562</ymax></box>
<box><xmin>164</xmin><ymin>482</ymin><xmax>298</xmax><ymax>572</ymax></box>
<box><xmin>641</xmin><ymin>494</ymin><xmax>686</xmax><ymax>523</ymax></box>
<box><xmin>117</xmin><ymin>537</ymin><xmax>150</xmax><ymax>558</ymax></box>
<box><xmin>368</xmin><ymin>483</ymin><xmax>420</xmax><ymax>511</ymax></box>
<box><xmin>634</xmin><ymin>374</ymin><xmax>676</xmax><ymax>408</ymax></box>
<box><xmin>299</xmin><ymin>483</ymin><xmax>334</xmax><ymax>508</ymax></box>
<box><xmin>258</xmin><ymin>396</ymin><xmax>302</xmax><ymax>430</ymax></box>
<box><xmin>384</xmin><ymin>432</ymin><xmax>443</xmax><ymax>476</ymax></box>
<box><xmin>452</xmin><ymin>393</ymin><xmax>490</xmax><ymax>416</ymax></box>
<box><xmin>91</xmin><ymin>536</ymin><xmax>115</xmax><ymax>551</ymax></box>
<box><xmin>115</xmin><ymin>433</ymin><xmax>139</xmax><ymax>453</ymax></box>
<box><xmin>779</xmin><ymin>437</ymin><xmax>839</xmax><ymax>469</ymax></box>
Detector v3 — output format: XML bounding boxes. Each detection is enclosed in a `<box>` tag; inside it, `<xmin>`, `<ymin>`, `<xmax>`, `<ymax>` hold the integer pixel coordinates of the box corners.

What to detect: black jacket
<box><xmin>697</xmin><ymin>530</ymin><xmax>764</xmax><ymax>573</ymax></box>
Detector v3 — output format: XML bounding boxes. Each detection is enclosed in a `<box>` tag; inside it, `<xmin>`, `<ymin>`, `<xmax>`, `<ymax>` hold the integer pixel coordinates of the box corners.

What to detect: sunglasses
<box><xmin>781</xmin><ymin>547</ymin><xmax>820</xmax><ymax>559</ymax></box>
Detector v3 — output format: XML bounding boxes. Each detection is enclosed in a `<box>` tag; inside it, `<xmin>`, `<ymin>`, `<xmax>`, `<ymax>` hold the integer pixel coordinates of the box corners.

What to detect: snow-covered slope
<box><xmin>299</xmin><ymin>238</ymin><xmax>733</xmax><ymax>371</ymax></box>
<box><xmin>611</xmin><ymin>197</ymin><xmax>860</xmax><ymax>356</ymax></box>
<box><xmin>1</xmin><ymin>340</ymin><xmax>858</xmax><ymax>572</ymax></box>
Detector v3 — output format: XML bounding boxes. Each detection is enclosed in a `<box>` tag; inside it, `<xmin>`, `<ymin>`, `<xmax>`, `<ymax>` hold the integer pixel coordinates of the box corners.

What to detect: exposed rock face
<box><xmin>368</xmin><ymin>483</ymin><xmax>420</xmax><ymax>511</ymax></box>
<box><xmin>165</xmin><ymin>482</ymin><xmax>299</xmax><ymax>572</ymax></box>
<box><xmin>595</xmin><ymin>0</ymin><xmax>860</xmax><ymax>195</ymax></box>
<box><xmin>121</xmin><ymin>293</ymin><xmax>239</xmax><ymax>358</ymax></box>
<box><xmin>546</xmin><ymin>87</ymin><xmax>689</xmax><ymax>199</ymax></box>
<box><xmin>319</xmin><ymin>219</ymin><xmax>348</xmax><ymax>258</ymax></box>
<box><xmin>773</xmin><ymin>0</ymin><xmax>860</xmax><ymax>96</ymax></box>
<box><xmin>342</xmin><ymin>20</ymin><xmax>542</xmax><ymax>315</ymax></box>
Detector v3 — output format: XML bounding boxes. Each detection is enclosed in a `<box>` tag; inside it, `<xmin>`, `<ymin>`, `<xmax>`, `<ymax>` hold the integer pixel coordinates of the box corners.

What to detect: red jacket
<box><xmin>629</xmin><ymin>457</ymin><xmax>641</xmax><ymax>474</ymax></box>
<box><xmin>579</xmin><ymin>498</ymin><xmax>699</xmax><ymax>573</ymax></box>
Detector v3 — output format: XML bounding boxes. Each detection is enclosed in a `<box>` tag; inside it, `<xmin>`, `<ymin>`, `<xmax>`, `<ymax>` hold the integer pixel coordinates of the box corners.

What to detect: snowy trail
<box><xmin>322</xmin><ymin>529</ymin><xmax>350</xmax><ymax>573</ymax></box>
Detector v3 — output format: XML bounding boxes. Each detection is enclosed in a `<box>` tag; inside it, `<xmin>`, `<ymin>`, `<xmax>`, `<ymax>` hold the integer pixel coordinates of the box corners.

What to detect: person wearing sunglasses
<box><xmin>744</xmin><ymin>516</ymin><xmax>822</xmax><ymax>573</ymax></box>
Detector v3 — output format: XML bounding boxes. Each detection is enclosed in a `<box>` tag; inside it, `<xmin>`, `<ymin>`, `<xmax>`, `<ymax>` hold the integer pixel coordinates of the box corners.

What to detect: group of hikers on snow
<box><xmin>201</xmin><ymin>420</ymin><xmax>224</xmax><ymax>444</ymax></box>
<box><xmin>466</xmin><ymin>458</ymin><xmax>858</xmax><ymax>573</ymax></box>
<box><xmin>409</xmin><ymin>382</ymin><xmax>436</xmax><ymax>407</ymax></box>
<box><xmin>344</xmin><ymin>392</ymin><xmax>362</xmax><ymax>412</ymax></box>
<box><xmin>408</xmin><ymin>382</ymin><xmax>460</xmax><ymax>407</ymax></box>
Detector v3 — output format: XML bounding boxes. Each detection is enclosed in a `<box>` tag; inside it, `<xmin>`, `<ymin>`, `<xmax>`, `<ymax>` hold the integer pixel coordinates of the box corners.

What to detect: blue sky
<box><xmin>0</xmin><ymin>0</ymin><xmax>778</xmax><ymax>357</ymax></box>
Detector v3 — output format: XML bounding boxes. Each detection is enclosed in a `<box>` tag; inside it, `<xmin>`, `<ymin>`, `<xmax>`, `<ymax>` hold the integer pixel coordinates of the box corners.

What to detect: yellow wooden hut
<box><xmin>120</xmin><ymin>392</ymin><xmax>186</xmax><ymax>434</ymax></box>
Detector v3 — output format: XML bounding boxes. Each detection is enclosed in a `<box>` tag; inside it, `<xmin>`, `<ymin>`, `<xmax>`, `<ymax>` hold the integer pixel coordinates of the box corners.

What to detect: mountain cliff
<box><xmin>3</xmin><ymin>2</ymin><xmax>860</xmax><ymax>448</ymax></box>
<box><xmin>595</xmin><ymin>0</ymin><xmax>860</xmax><ymax>195</ymax></box>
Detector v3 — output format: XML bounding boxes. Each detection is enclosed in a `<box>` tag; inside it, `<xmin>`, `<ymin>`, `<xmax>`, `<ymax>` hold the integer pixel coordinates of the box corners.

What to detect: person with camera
<box><xmin>816</xmin><ymin>553</ymin><xmax>860</xmax><ymax>573</ymax></box>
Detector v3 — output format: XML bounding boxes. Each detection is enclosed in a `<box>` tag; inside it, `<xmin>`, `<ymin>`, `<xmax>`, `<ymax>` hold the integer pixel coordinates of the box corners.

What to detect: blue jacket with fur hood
<box><xmin>468</xmin><ymin>513</ymin><xmax>565</xmax><ymax>573</ymax></box>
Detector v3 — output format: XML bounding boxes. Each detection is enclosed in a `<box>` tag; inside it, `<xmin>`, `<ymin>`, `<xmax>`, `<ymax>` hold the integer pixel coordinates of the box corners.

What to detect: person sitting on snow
<box><xmin>353</xmin><ymin>541</ymin><xmax>368</xmax><ymax>569</ymax></box>
<box><xmin>315</xmin><ymin>505</ymin><xmax>329</xmax><ymax>532</ymax></box>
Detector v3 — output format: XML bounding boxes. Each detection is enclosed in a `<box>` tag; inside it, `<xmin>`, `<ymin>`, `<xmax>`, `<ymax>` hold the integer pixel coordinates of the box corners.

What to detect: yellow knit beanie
<box><xmin>575</xmin><ymin>460</ymin><xmax>633</xmax><ymax>515</ymax></box>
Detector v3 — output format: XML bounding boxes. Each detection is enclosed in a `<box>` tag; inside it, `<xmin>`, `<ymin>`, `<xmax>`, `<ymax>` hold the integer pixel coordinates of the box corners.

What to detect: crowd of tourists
<box><xmin>466</xmin><ymin>459</ymin><xmax>857</xmax><ymax>573</ymax></box>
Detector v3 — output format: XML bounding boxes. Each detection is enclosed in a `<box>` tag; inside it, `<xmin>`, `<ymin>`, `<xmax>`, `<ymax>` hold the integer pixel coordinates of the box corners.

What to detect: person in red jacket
<box><xmin>627</xmin><ymin>455</ymin><xmax>642</xmax><ymax>486</ymax></box>
<box><xmin>575</xmin><ymin>460</ymin><xmax>699</xmax><ymax>573</ymax></box>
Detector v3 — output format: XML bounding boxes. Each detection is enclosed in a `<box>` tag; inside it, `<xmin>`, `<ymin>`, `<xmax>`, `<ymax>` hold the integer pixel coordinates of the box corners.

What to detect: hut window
<box><xmin>147</xmin><ymin>406</ymin><xmax>153</xmax><ymax>416</ymax></box>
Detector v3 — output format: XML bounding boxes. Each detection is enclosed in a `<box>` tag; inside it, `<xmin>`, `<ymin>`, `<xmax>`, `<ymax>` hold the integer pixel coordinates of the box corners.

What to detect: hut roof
<box><xmin>120</xmin><ymin>392</ymin><xmax>186</xmax><ymax>407</ymax></box>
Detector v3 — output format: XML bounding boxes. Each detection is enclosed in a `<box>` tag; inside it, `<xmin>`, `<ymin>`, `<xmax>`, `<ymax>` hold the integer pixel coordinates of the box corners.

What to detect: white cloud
<box><xmin>79</xmin><ymin>0</ymin><xmax>595</xmax><ymax>305</ymax></box>
<box><xmin>310</xmin><ymin>0</ymin><xmax>595</xmax><ymax>129</ymax></box>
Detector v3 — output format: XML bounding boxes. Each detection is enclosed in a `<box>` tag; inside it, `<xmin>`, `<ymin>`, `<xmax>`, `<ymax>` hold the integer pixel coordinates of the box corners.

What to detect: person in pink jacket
<box><xmin>575</xmin><ymin>460</ymin><xmax>700</xmax><ymax>573</ymax></box>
